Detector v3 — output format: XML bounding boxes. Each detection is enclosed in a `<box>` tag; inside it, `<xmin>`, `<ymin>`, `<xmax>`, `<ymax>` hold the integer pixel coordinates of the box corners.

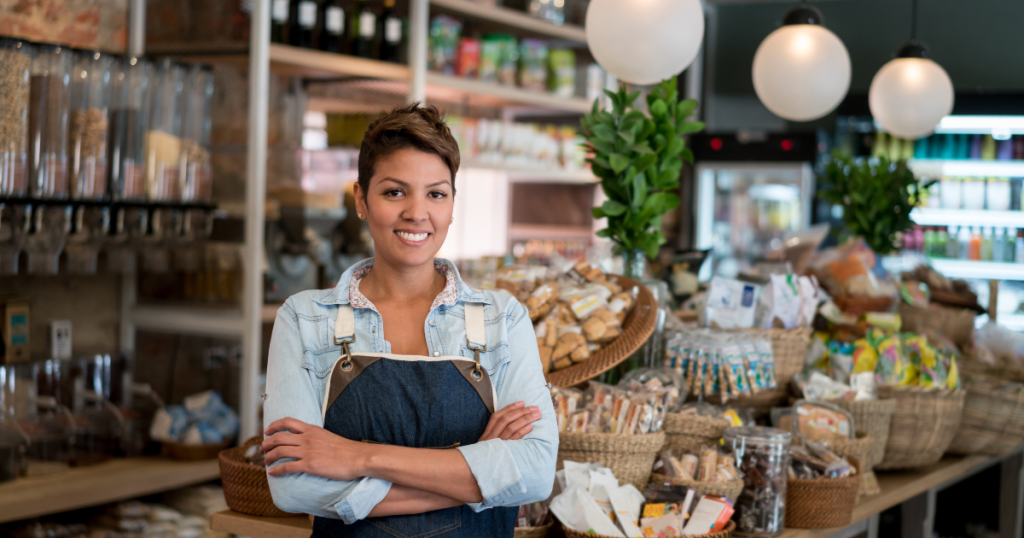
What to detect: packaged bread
<box><xmin>538</xmin><ymin>345</ymin><xmax>553</xmax><ymax>372</ymax></box>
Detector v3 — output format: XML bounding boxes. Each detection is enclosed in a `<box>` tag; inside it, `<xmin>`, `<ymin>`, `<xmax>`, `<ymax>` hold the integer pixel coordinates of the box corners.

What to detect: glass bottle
<box><xmin>15</xmin><ymin>361</ymin><xmax>73</xmax><ymax>476</ymax></box>
<box><xmin>1006</xmin><ymin>228</ymin><xmax>1016</xmax><ymax>263</ymax></box>
<box><xmin>993</xmin><ymin>227</ymin><xmax>1005</xmax><ymax>263</ymax></box>
<box><xmin>319</xmin><ymin>0</ymin><xmax>346</xmax><ymax>53</ymax></box>
<box><xmin>69</xmin><ymin>51</ymin><xmax>112</xmax><ymax>200</ymax></box>
<box><xmin>180</xmin><ymin>66</ymin><xmax>214</xmax><ymax>203</ymax></box>
<box><xmin>28</xmin><ymin>45</ymin><xmax>72</xmax><ymax>199</ymax></box>
<box><xmin>289</xmin><ymin>0</ymin><xmax>319</xmax><ymax>49</ymax></box>
<box><xmin>145</xmin><ymin>59</ymin><xmax>185</xmax><ymax>201</ymax></box>
<box><xmin>1017</xmin><ymin>230</ymin><xmax>1024</xmax><ymax>264</ymax></box>
<box><xmin>271</xmin><ymin>0</ymin><xmax>290</xmax><ymax>43</ymax></box>
<box><xmin>352</xmin><ymin>0</ymin><xmax>377</xmax><ymax>59</ymax></box>
<box><xmin>981</xmin><ymin>227</ymin><xmax>993</xmax><ymax>262</ymax></box>
<box><xmin>378</xmin><ymin>0</ymin><xmax>403</xmax><ymax>63</ymax></box>
<box><xmin>0</xmin><ymin>38</ymin><xmax>32</xmax><ymax>198</ymax></box>
<box><xmin>947</xmin><ymin>226</ymin><xmax>960</xmax><ymax>259</ymax></box>
<box><xmin>935</xmin><ymin>227</ymin><xmax>948</xmax><ymax>259</ymax></box>
<box><xmin>959</xmin><ymin>226</ymin><xmax>971</xmax><ymax>260</ymax></box>
<box><xmin>923</xmin><ymin>227</ymin><xmax>936</xmax><ymax>257</ymax></box>
<box><xmin>108</xmin><ymin>57</ymin><xmax>150</xmax><ymax>201</ymax></box>
<box><xmin>969</xmin><ymin>227</ymin><xmax>982</xmax><ymax>261</ymax></box>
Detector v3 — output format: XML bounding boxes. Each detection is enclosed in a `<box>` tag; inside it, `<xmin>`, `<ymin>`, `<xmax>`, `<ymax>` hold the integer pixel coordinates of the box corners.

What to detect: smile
<box><xmin>396</xmin><ymin>231</ymin><xmax>430</xmax><ymax>242</ymax></box>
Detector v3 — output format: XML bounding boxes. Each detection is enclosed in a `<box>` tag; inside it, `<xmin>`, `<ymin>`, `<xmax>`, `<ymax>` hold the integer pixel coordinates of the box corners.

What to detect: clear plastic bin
<box><xmin>0</xmin><ymin>38</ymin><xmax>32</xmax><ymax>197</ymax></box>
<box><xmin>69</xmin><ymin>51</ymin><xmax>113</xmax><ymax>200</ymax></box>
<box><xmin>724</xmin><ymin>426</ymin><xmax>792</xmax><ymax>537</ymax></box>
<box><xmin>28</xmin><ymin>45</ymin><xmax>72</xmax><ymax>199</ymax></box>
<box><xmin>108</xmin><ymin>56</ymin><xmax>150</xmax><ymax>201</ymax></box>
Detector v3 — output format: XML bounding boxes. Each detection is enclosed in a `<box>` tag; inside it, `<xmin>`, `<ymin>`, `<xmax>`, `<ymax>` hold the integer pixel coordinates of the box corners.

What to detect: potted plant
<box><xmin>580</xmin><ymin>78</ymin><xmax>704</xmax><ymax>277</ymax></box>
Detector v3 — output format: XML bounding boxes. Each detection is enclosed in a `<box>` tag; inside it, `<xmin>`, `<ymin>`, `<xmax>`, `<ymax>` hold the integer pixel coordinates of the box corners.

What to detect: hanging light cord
<box><xmin>910</xmin><ymin>0</ymin><xmax>919</xmax><ymax>40</ymax></box>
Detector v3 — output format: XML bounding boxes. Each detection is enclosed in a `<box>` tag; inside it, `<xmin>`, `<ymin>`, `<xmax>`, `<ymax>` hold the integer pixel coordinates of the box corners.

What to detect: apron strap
<box><xmin>465</xmin><ymin>303</ymin><xmax>486</xmax><ymax>351</ymax></box>
<box><xmin>335</xmin><ymin>305</ymin><xmax>356</xmax><ymax>343</ymax></box>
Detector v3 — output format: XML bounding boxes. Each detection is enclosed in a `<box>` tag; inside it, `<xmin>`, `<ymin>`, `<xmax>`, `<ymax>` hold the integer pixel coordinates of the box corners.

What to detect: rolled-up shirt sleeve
<box><xmin>264</xmin><ymin>300</ymin><xmax>391</xmax><ymax>523</ymax></box>
<box><xmin>456</xmin><ymin>301</ymin><xmax>558</xmax><ymax>510</ymax></box>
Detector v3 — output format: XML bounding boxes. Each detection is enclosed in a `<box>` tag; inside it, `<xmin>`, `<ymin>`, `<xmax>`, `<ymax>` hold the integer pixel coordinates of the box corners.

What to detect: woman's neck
<box><xmin>360</xmin><ymin>257</ymin><xmax>446</xmax><ymax>305</ymax></box>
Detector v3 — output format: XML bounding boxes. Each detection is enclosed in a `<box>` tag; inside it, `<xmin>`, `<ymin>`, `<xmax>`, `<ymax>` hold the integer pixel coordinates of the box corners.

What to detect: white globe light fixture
<box><xmin>752</xmin><ymin>5</ymin><xmax>851</xmax><ymax>122</ymax></box>
<box><xmin>585</xmin><ymin>0</ymin><xmax>705</xmax><ymax>85</ymax></box>
<box><xmin>869</xmin><ymin>41</ymin><xmax>954</xmax><ymax>140</ymax></box>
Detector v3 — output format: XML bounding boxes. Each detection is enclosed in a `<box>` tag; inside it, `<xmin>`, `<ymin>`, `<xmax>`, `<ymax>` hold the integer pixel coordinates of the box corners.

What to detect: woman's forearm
<box><xmin>367</xmin><ymin>485</ymin><xmax>463</xmax><ymax>517</ymax></box>
<box><xmin>362</xmin><ymin>445</ymin><xmax>484</xmax><ymax>504</ymax></box>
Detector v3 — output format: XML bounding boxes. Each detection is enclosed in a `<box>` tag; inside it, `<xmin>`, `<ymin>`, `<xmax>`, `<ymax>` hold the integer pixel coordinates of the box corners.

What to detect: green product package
<box><xmin>547</xmin><ymin>48</ymin><xmax>576</xmax><ymax>98</ymax></box>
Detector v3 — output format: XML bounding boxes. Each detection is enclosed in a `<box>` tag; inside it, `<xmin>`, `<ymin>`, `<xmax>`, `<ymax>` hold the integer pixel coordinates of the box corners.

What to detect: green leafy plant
<box><xmin>820</xmin><ymin>153</ymin><xmax>931</xmax><ymax>255</ymax></box>
<box><xmin>580</xmin><ymin>78</ymin><xmax>704</xmax><ymax>260</ymax></box>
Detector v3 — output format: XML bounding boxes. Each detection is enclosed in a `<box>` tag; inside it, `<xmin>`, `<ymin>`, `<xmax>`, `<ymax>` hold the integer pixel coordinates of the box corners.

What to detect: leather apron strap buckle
<box><xmin>464</xmin><ymin>302</ymin><xmax>487</xmax><ymax>382</ymax></box>
<box><xmin>335</xmin><ymin>305</ymin><xmax>356</xmax><ymax>371</ymax></box>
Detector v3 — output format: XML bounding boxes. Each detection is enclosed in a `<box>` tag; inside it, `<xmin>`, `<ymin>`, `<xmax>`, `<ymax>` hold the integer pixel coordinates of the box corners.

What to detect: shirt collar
<box><xmin>313</xmin><ymin>257</ymin><xmax>490</xmax><ymax>307</ymax></box>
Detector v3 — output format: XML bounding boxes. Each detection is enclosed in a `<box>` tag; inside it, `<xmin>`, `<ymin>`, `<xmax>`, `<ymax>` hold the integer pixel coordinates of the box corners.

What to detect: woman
<box><xmin>262</xmin><ymin>103</ymin><xmax>557</xmax><ymax>537</ymax></box>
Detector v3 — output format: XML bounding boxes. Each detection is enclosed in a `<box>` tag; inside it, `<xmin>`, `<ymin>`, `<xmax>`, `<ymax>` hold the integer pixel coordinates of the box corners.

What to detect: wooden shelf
<box><xmin>129</xmin><ymin>304</ymin><xmax>245</xmax><ymax>338</ymax></box>
<box><xmin>508</xmin><ymin>224</ymin><xmax>595</xmax><ymax>241</ymax></box>
<box><xmin>429</xmin><ymin>0</ymin><xmax>587</xmax><ymax>42</ymax></box>
<box><xmin>425</xmin><ymin>72</ymin><xmax>592</xmax><ymax>113</ymax></box>
<box><xmin>168</xmin><ymin>44</ymin><xmax>411</xmax><ymax>81</ymax></box>
<box><xmin>462</xmin><ymin>161</ymin><xmax>597</xmax><ymax>183</ymax></box>
<box><xmin>0</xmin><ymin>457</ymin><xmax>220</xmax><ymax>524</ymax></box>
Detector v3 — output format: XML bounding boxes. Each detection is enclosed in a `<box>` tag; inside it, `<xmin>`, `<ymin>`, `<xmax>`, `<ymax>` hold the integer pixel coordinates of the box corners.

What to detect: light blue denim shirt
<box><xmin>264</xmin><ymin>257</ymin><xmax>557</xmax><ymax>523</ymax></box>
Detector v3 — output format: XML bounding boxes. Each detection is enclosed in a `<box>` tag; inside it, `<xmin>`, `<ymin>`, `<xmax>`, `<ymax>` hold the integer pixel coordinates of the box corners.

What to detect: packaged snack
<box><xmin>427</xmin><ymin>16</ymin><xmax>462</xmax><ymax>74</ymax></box>
<box><xmin>547</xmin><ymin>48</ymin><xmax>576</xmax><ymax>97</ymax></box>
<box><xmin>741</xmin><ymin>341</ymin><xmax>765</xmax><ymax>393</ymax></box>
<box><xmin>551</xmin><ymin>386</ymin><xmax>583</xmax><ymax>432</ymax></box>
<box><xmin>704</xmin><ymin>277</ymin><xmax>762</xmax><ymax>329</ymax></box>
<box><xmin>696</xmin><ymin>448</ymin><xmax>718</xmax><ymax>482</ymax></box>
<box><xmin>680</xmin><ymin>454</ymin><xmax>699</xmax><ymax>479</ymax></box>
<box><xmin>754</xmin><ymin>336</ymin><xmax>778</xmax><ymax>389</ymax></box>
<box><xmin>549</xmin><ymin>484</ymin><xmax>625</xmax><ymax>537</ymax></box>
<box><xmin>682</xmin><ymin>495</ymin><xmax>734</xmax><ymax>535</ymax></box>
<box><xmin>792</xmin><ymin>400</ymin><xmax>854</xmax><ymax>442</ymax></box>
<box><xmin>455</xmin><ymin>37</ymin><xmax>480</xmax><ymax>78</ymax></box>
<box><xmin>478</xmin><ymin>34</ymin><xmax>504</xmax><ymax>83</ymax></box>
<box><xmin>755</xmin><ymin>274</ymin><xmax>803</xmax><ymax>329</ymax></box>
<box><xmin>518</xmin><ymin>39</ymin><xmax>548</xmax><ymax>92</ymax></box>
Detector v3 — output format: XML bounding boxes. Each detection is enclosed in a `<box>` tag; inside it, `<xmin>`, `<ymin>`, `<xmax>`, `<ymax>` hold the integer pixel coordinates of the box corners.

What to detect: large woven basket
<box><xmin>547</xmin><ymin>276</ymin><xmax>658</xmax><ymax>387</ymax></box>
<box><xmin>830</xmin><ymin>399</ymin><xmax>896</xmax><ymax>470</ymax></box>
<box><xmin>662</xmin><ymin>413</ymin><xmax>731</xmax><ymax>453</ymax></box>
<box><xmin>899</xmin><ymin>303</ymin><xmax>977</xmax><ymax>349</ymax></box>
<box><xmin>649</xmin><ymin>472</ymin><xmax>744</xmax><ymax>502</ymax></box>
<box><xmin>948</xmin><ymin>376</ymin><xmax>1024</xmax><ymax>456</ymax></box>
<box><xmin>219</xmin><ymin>436</ymin><xmax>296</xmax><ymax>517</ymax></box>
<box><xmin>833</xmin><ymin>295</ymin><xmax>897</xmax><ymax>318</ymax></box>
<box><xmin>562</xmin><ymin>520</ymin><xmax>735</xmax><ymax>538</ymax></box>
<box><xmin>829</xmin><ymin>432</ymin><xmax>876</xmax><ymax>497</ymax></box>
<box><xmin>755</xmin><ymin>327</ymin><xmax>813</xmax><ymax>387</ymax></box>
<box><xmin>165</xmin><ymin>440</ymin><xmax>233</xmax><ymax>461</ymax></box>
<box><xmin>785</xmin><ymin>457</ymin><xmax>862</xmax><ymax>528</ymax></box>
<box><xmin>557</xmin><ymin>431</ymin><xmax>665</xmax><ymax>491</ymax></box>
<box><xmin>875</xmin><ymin>386</ymin><xmax>965</xmax><ymax>470</ymax></box>
<box><xmin>514</xmin><ymin>520</ymin><xmax>553</xmax><ymax>538</ymax></box>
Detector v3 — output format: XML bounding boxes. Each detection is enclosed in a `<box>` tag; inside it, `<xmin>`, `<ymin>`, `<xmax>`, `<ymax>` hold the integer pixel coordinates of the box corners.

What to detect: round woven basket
<box><xmin>219</xmin><ymin>436</ymin><xmax>297</xmax><ymax>517</ymax></box>
<box><xmin>562</xmin><ymin>520</ymin><xmax>735</xmax><ymax>538</ymax></box>
<box><xmin>833</xmin><ymin>295</ymin><xmax>897</xmax><ymax>318</ymax></box>
<box><xmin>164</xmin><ymin>440</ymin><xmax>232</xmax><ymax>461</ymax></box>
<box><xmin>830</xmin><ymin>398</ymin><xmax>896</xmax><ymax>470</ymax></box>
<box><xmin>513</xmin><ymin>520</ymin><xmax>553</xmax><ymax>538</ymax></box>
<box><xmin>948</xmin><ymin>375</ymin><xmax>1024</xmax><ymax>456</ymax></box>
<box><xmin>546</xmin><ymin>276</ymin><xmax>658</xmax><ymax>387</ymax></box>
<box><xmin>875</xmin><ymin>386</ymin><xmax>965</xmax><ymax>470</ymax></box>
<box><xmin>662</xmin><ymin>413</ymin><xmax>731</xmax><ymax>453</ymax></box>
<box><xmin>829</xmin><ymin>432</ymin><xmax>875</xmax><ymax>497</ymax></box>
<box><xmin>754</xmin><ymin>327</ymin><xmax>813</xmax><ymax>387</ymax></box>
<box><xmin>557</xmin><ymin>431</ymin><xmax>665</xmax><ymax>491</ymax></box>
<box><xmin>899</xmin><ymin>303</ymin><xmax>977</xmax><ymax>350</ymax></box>
<box><xmin>649</xmin><ymin>472</ymin><xmax>744</xmax><ymax>502</ymax></box>
<box><xmin>785</xmin><ymin>457</ymin><xmax>862</xmax><ymax>528</ymax></box>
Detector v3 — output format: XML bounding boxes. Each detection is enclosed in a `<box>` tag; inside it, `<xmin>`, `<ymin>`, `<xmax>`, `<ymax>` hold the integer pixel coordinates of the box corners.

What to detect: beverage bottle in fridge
<box><xmin>914</xmin><ymin>226</ymin><xmax>925</xmax><ymax>253</ymax></box>
<box><xmin>969</xmin><ymin>227</ymin><xmax>982</xmax><ymax>261</ymax></box>
<box><xmin>935</xmin><ymin>227</ymin><xmax>948</xmax><ymax>258</ymax></box>
<box><xmin>289</xmin><ymin>0</ymin><xmax>318</xmax><ymax>48</ymax></box>
<box><xmin>946</xmin><ymin>226</ymin><xmax>959</xmax><ymax>259</ymax></box>
<box><xmin>981</xmin><ymin>227</ymin><xmax>993</xmax><ymax>261</ymax></box>
<box><xmin>319</xmin><ymin>0</ymin><xmax>346</xmax><ymax>53</ymax></box>
<box><xmin>378</xmin><ymin>0</ymin><xmax>403</xmax><ymax>63</ymax></box>
<box><xmin>1007</xmin><ymin>228</ymin><xmax>1017</xmax><ymax>263</ymax></box>
<box><xmin>352</xmin><ymin>0</ymin><xmax>377</xmax><ymax>58</ymax></box>
<box><xmin>959</xmin><ymin>227</ymin><xmax>972</xmax><ymax>259</ymax></box>
<box><xmin>271</xmin><ymin>0</ymin><xmax>290</xmax><ymax>43</ymax></box>
<box><xmin>994</xmin><ymin>227</ymin><xmax>1006</xmax><ymax>262</ymax></box>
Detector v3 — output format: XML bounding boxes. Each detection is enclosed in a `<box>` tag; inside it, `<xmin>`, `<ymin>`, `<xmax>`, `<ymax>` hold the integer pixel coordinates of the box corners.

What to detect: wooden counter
<box><xmin>208</xmin><ymin>452</ymin><xmax>1012</xmax><ymax>538</ymax></box>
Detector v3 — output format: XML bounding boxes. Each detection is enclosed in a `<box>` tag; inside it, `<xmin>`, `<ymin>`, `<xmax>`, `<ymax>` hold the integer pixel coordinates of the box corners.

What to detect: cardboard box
<box><xmin>1</xmin><ymin>298</ymin><xmax>30</xmax><ymax>364</ymax></box>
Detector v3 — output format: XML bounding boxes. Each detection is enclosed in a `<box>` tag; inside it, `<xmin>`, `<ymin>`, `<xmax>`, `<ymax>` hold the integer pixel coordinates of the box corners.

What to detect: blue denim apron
<box><xmin>311</xmin><ymin>303</ymin><xmax>517</xmax><ymax>538</ymax></box>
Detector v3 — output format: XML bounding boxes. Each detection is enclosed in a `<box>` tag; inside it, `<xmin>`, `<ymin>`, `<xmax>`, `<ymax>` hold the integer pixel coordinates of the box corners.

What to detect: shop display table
<box><xmin>210</xmin><ymin>448</ymin><xmax>1024</xmax><ymax>538</ymax></box>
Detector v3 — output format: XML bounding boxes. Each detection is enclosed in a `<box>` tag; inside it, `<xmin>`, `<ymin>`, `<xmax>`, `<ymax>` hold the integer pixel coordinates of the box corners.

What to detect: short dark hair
<box><xmin>357</xmin><ymin>103</ymin><xmax>460</xmax><ymax>199</ymax></box>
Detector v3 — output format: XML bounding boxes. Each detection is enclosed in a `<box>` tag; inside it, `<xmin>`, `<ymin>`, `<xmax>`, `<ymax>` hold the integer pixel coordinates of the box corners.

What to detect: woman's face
<box><xmin>354</xmin><ymin>147</ymin><xmax>454</xmax><ymax>269</ymax></box>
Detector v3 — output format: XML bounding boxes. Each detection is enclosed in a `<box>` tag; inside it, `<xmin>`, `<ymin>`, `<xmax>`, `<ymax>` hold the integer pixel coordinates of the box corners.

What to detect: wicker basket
<box><xmin>164</xmin><ymin>440</ymin><xmax>233</xmax><ymax>461</ymax></box>
<box><xmin>833</xmin><ymin>295</ymin><xmax>897</xmax><ymax>318</ymax></box>
<box><xmin>514</xmin><ymin>520</ymin><xmax>553</xmax><ymax>538</ymax></box>
<box><xmin>756</xmin><ymin>327</ymin><xmax>813</xmax><ymax>387</ymax></box>
<box><xmin>948</xmin><ymin>376</ymin><xmax>1024</xmax><ymax>456</ymax></box>
<box><xmin>899</xmin><ymin>303</ymin><xmax>977</xmax><ymax>349</ymax></box>
<box><xmin>219</xmin><ymin>436</ymin><xmax>296</xmax><ymax>517</ymax></box>
<box><xmin>830</xmin><ymin>398</ymin><xmax>896</xmax><ymax>470</ymax></box>
<box><xmin>875</xmin><ymin>386</ymin><xmax>965</xmax><ymax>470</ymax></box>
<box><xmin>649</xmin><ymin>472</ymin><xmax>744</xmax><ymax>502</ymax></box>
<box><xmin>785</xmin><ymin>457</ymin><xmax>862</xmax><ymax>528</ymax></box>
<box><xmin>828</xmin><ymin>432</ymin><xmax>875</xmax><ymax>497</ymax></box>
<box><xmin>547</xmin><ymin>276</ymin><xmax>658</xmax><ymax>387</ymax></box>
<box><xmin>562</xmin><ymin>520</ymin><xmax>735</xmax><ymax>538</ymax></box>
<box><xmin>662</xmin><ymin>413</ymin><xmax>731</xmax><ymax>453</ymax></box>
<box><xmin>557</xmin><ymin>431</ymin><xmax>665</xmax><ymax>491</ymax></box>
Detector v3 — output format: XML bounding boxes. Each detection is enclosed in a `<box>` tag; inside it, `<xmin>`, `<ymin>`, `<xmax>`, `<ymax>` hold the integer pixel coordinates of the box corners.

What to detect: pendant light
<box><xmin>585</xmin><ymin>0</ymin><xmax>705</xmax><ymax>85</ymax></box>
<box><xmin>752</xmin><ymin>3</ymin><xmax>851</xmax><ymax>122</ymax></box>
<box><xmin>868</xmin><ymin>0</ymin><xmax>954</xmax><ymax>140</ymax></box>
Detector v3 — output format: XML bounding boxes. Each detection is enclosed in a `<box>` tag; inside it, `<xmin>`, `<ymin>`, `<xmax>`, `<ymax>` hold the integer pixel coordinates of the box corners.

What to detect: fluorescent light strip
<box><xmin>941</xmin><ymin>160</ymin><xmax>1024</xmax><ymax>177</ymax></box>
<box><xmin>934</xmin><ymin>115</ymin><xmax>1024</xmax><ymax>135</ymax></box>
<box><xmin>911</xmin><ymin>208</ymin><xmax>1024</xmax><ymax>229</ymax></box>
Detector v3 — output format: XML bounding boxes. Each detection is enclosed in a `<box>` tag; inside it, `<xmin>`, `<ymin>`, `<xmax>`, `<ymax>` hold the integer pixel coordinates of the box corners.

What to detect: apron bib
<box><xmin>311</xmin><ymin>303</ymin><xmax>517</xmax><ymax>538</ymax></box>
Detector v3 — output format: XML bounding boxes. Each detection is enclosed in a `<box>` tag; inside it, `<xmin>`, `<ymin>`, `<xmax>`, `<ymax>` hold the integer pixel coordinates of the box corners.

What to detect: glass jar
<box><xmin>0</xmin><ymin>365</ymin><xmax>27</xmax><ymax>483</ymax></box>
<box><xmin>145</xmin><ymin>59</ymin><xmax>185</xmax><ymax>201</ymax></box>
<box><xmin>68</xmin><ymin>355</ymin><xmax>122</xmax><ymax>466</ymax></box>
<box><xmin>28</xmin><ymin>45</ymin><xmax>72</xmax><ymax>199</ymax></box>
<box><xmin>180</xmin><ymin>65</ymin><xmax>214</xmax><ymax>203</ymax></box>
<box><xmin>108</xmin><ymin>57</ymin><xmax>149</xmax><ymax>201</ymax></box>
<box><xmin>723</xmin><ymin>426</ymin><xmax>792</xmax><ymax>537</ymax></box>
<box><xmin>11</xmin><ymin>362</ymin><xmax>73</xmax><ymax>476</ymax></box>
<box><xmin>0</xmin><ymin>38</ymin><xmax>32</xmax><ymax>197</ymax></box>
<box><xmin>69</xmin><ymin>51</ymin><xmax>113</xmax><ymax>200</ymax></box>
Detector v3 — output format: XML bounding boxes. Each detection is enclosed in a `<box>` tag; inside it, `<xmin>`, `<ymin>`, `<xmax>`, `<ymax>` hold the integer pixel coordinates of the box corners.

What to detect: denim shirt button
<box><xmin>428</xmin><ymin>319</ymin><xmax>435</xmax><ymax>326</ymax></box>
<box><xmin>433</xmin><ymin>351</ymin><xmax>440</xmax><ymax>357</ymax></box>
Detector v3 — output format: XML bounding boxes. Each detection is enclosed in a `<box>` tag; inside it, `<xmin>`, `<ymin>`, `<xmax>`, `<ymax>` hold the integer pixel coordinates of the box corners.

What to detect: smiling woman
<box><xmin>262</xmin><ymin>103</ymin><xmax>557</xmax><ymax>538</ymax></box>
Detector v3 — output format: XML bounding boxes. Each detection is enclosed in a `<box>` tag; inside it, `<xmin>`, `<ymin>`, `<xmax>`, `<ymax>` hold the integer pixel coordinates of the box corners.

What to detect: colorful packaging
<box><xmin>455</xmin><ymin>37</ymin><xmax>480</xmax><ymax>78</ymax></box>
<box><xmin>547</xmin><ymin>48</ymin><xmax>576</xmax><ymax>97</ymax></box>
<box><xmin>518</xmin><ymin>39</ymin><xmax>548</xmax><ymax>92</ymax></box>
<box><xmin>427</xmin><ymin>15</ymin><xmax>462</xmax><ymax>75</ymax></box>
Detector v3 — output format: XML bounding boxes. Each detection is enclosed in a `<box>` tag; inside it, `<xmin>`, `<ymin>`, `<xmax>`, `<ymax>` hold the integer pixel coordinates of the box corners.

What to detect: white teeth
<box><xmin>397</xmin><ymin>231</ymin><xmax>428</xmax><ymax>242</ymax></box>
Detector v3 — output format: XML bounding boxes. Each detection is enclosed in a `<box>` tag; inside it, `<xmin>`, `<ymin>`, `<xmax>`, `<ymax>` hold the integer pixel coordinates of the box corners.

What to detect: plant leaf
<box><xmin>593</xmin><ymin>124</ymin><xmax>616</xmax><ymax>142</ymax></box>
<box><xmin>629</xmin><ymin>144</ymin><xmax>655</xmax><ymax>154</ymax></box>
<box><xmin>676</xmin><ymin>99</ymin><xmax>697</xmax><ymax>120</ymax></box>
<box><xmin>666</xmin><ymin>136</ymin><xmax>685</xmax><ymax>156</ymax></box>
<box><xmin>681</xmin><ymin>147</ymin><xmax>694</xmax><ymax>164</ymax></box>
<box><xmin>650</xmin><ymin>100</ymin><xmax>668</xmax><ymax>118</ymax></box>
<box><xmin>678</xmin><ymin>121</ymin><xmax>705</xmax><ymax>134</ymax></box>
<box><xmin>618</xmin><ymin>130</ymin><xmax>636</xmax><ymax>146</ymax></box>
<box><xmin>609</xmin><ymin>153</ymin><xmax>629</xmax><ymax>174</ymax></box>
<box><xmin>601</xmin><ymin>199</ymin><xmax>628</xmax><ymax>216</ymax></box>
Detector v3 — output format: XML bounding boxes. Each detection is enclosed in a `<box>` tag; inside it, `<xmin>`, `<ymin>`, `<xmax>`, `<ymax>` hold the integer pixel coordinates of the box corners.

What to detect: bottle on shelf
<box><xmin>994</xmin><ymin>227</ymin><xmax>1006</xmax><ymax>263</ymax></box>
<box><xmin>1006</xmin><ymin>228</ymin><xmax>1017</xmax><ymax>263</ymax></box>
<box><xmin>935</xmin><ymin>227</ymin><xmax>948</xmax><ymax>259</ymax></box>
<box><xmin>378</xmin><ymin>0</ymin><xmax>404</xmax><ymax>63</ymax></box>
<box><xmin>922</xmin><ymin>227</ymin><xmax>936</xmax><ymax>257</ymax></box>
<box><xmin>959</xmin><ymin>226</ymin><xmax>971</xmax><ymax>260</ymax></box>
<box><xmin>969</xmin><ymin>227</ymin><xmax>982</xmax><ymax>261</ymax></box>
<box><xmin>1017</xmin><ymin>230</ymin><xmax>1024</xmax><ymax>264</ymax></box>
<box><xmin>271</xmin><ymin>0</ymin><xmax>290</xmax><ymax>43</ymax></box>
<box><xmin>319</xmin><ymin>0</ymin><xmax>346</xmax><ymax>53</ymax></box>
<box><xmin>981</xmin><ymin>227</ymin><xmax>993</xmax><ymax>261</ymax></box>
<box><xmin>946</xmin><ymin>226</ymin><xmax>959</xmax><ymax>259</ymax></box>
<box><xmin>352</xmin><ymin>0</ymin><xmax>378</xmax><ymax>59</ymax></box>
<box><xmin>914</xmin><ymin>226</ymin><xmax>924</xmax><ymax>254</ymax></box>
<box><xmin>289</xmin><ymin>0</ymin><xmax>319</xmax><ymax>48</ymax></box>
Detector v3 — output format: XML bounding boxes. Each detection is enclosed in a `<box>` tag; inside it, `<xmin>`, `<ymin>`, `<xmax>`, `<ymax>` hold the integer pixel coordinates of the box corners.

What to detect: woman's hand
<box><xmin>263</xmin><ymin>417</ymin><xmax>368</xmax><ymax>481</ymax></box>
<box><xmin>479</xmin><ymin>401</ymin><xmax>542</xmax><ymax>442</ymax></box>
